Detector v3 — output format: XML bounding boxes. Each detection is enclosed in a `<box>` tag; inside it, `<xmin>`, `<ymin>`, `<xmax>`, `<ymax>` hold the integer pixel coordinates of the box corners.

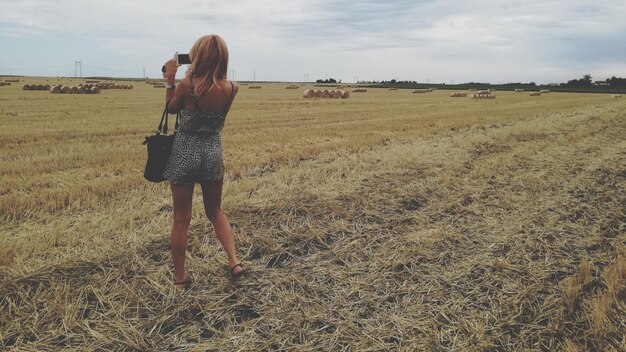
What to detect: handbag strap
<box><xmin>157</xmin><ymin>107</ymin><xmax>180</xmax><ymax>135</ymax></box>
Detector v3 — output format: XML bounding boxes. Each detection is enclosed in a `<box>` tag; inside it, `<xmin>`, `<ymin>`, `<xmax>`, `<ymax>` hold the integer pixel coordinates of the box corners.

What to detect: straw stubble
<box><xmin>1</xmin><ymin>80</ymin><xmax>625</xmax><ymax>350</ymax></box>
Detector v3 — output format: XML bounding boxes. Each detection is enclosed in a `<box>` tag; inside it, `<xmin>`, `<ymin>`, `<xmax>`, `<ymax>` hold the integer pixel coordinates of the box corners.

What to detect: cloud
<box><xmin>1</xmin><ymin>0</ymin><xmax>625</xmax><ymax>82</ymax></box>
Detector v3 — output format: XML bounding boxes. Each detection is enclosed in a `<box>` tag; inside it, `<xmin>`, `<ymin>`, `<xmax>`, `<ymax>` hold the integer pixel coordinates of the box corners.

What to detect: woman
<box><xmin>161</xmin><ymin>34</ymin><xmax>243</xmax><ymax>290</ymax></box>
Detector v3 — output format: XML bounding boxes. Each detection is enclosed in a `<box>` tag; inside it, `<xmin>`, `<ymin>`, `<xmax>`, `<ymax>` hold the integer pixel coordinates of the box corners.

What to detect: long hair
<box><xmin>185</xmin><ymin>35</ymin><xmax>229</xmax><ymax>97</ymax></box>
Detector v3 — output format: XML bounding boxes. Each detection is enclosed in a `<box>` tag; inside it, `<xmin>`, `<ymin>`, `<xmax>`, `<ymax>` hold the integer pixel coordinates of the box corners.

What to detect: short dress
<box><xmin>162</xmin><ymin>81</ymin><xmax>235</xmax><ymax>185</ymax></box>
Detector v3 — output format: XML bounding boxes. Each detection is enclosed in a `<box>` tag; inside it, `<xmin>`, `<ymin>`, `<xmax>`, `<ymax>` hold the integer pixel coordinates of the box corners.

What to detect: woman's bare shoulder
<box><xmin>229</xmin><ymin>80</ymin><xmax>240</xmax><ymax>94</ymax></box>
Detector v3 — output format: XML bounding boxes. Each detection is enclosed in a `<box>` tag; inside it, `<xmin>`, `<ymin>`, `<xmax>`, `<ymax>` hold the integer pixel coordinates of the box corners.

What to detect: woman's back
<box><xmin>182</xmin><ymin>78</ymin><xmax>237</xmax><ymax>113</ymax></box>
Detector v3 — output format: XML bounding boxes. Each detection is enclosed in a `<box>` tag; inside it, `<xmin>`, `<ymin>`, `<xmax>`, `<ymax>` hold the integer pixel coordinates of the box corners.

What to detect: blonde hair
<box><xmin>185</xmin><ymin>35</ymin><xmax>229</xmax><ymax>97</ymax></box>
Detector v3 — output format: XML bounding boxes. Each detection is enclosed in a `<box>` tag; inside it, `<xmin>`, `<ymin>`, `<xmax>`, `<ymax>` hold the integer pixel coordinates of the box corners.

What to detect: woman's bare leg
<box><xmin>200</xmin><ymin>180</ymin><xmax>243</xmax><ymax>275</ymax></box>
<box><xmin>170</xmin><ymin>183</ymin><xmax>194</xmax><ymax>285</ymax></box>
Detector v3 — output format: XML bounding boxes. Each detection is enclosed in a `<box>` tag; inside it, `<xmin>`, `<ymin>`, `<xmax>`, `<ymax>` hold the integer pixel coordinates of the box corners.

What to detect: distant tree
<box><xmin>565</xmin><ymin>74</ymin><xmax>593</xmax><ymax>87</ymax></box>
<box><xmin>606</xmin><ymin>76</ymin><xmax>626</xmax><ymax>88</ymax></box>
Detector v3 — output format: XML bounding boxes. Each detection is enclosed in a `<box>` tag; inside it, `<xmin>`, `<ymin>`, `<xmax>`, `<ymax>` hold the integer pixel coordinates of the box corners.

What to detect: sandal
<box><xmin>230</xmin><ymin>264</ymin><xmax>245</xmax><ymax>280</ymax></box>
<box><xmin>174</xmin><ymin>278</ymin><xmax>192</xmax><ymax>290</ymax></box>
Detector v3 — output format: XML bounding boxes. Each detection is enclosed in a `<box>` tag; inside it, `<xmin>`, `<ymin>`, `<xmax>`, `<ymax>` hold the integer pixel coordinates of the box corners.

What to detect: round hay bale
<box><xmin>61</xmin><ymin>86</ymin><xmax>70</xmax><ymax>94</ymax></box>
<box><xmin>50</xmin><ymin>85</ymin><xmax>61</xmax><ymax>94</ymax></box>
<box><xmin>314</xmin><ymin>90</ymin><xmax>322</xmax><ymax>98</ymax></box>
<box><xmin>91</xmin><ymin>86</ymin><xmax>101</xmax><ymax>94</ymax></box>
<box><xmin>341</xmin><ymin>90</ymin><xmax>350</xmax><ymax>99</ymax></box>
<box><xmin>36</xmin><ymin>84</ymin><xmax>45</xmax><ymax>90</ymax></box>
<box><xmin>22</xmin><ymin>84</ymin><xmax>31</xmax><ymax>90</ymax></box>
<box><xmin>44</xmin><ymin>84</ymin><xmax>50</xmax><ymax>90</ymax></box>
<box><xmin>329</xmin><ymin>90</ymin><xmax>338</xmax><ymax>99</ymax></box>
<box><xmin>128</xmin><ymin>85</ymin><xmax>134</xmax><ymax>89</ymax></box>
<box><xmin>322</xmin><ymin>90</ymin><xmax>330</xmax><ymax>98</ymax></box>
<box><xmin>303</xmin><ymin>90</ymin><xmax>315</xmax><ymax>99</ymax></box>
<box><xmin>69</xmin><ymin>86</ymin><xmax>79</xmax><ymax>94</ymax></box>
<box><xmin>78</xmin><ymin>86</ymin><xmax>87</xmax><ymax>94</ymax></box>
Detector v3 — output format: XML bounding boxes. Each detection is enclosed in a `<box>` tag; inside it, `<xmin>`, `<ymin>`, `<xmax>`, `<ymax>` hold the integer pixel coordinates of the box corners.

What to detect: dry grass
<box><xmin>1</xmin><ymin>78</ymin><xmax>625</xmax><ymax>351</ymax></box>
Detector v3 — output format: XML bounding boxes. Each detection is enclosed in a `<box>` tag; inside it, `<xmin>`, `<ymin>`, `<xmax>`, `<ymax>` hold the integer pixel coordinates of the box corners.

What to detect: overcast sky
<box><xmin>1</xmin><ymin>0</ymin><xmax>625</xmax><ymax>83</ymax></box>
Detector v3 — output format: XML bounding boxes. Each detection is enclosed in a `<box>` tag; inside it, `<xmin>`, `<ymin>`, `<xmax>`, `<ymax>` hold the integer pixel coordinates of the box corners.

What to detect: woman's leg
<box><xmin>200</xmin><ymin>180</ymin><xmax>243</xmax><ymax>275</ymax></box>
<box><xmin>170</xmin><ymin>183</ymin><xmax>194</xmax><ymax>285</ymax></box>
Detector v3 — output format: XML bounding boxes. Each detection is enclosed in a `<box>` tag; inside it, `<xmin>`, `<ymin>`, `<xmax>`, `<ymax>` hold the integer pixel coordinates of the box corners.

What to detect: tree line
<box><xmin>317</xmin><ymin>75</ymin><xmax>626</xmax><ymax>88</ymax></box>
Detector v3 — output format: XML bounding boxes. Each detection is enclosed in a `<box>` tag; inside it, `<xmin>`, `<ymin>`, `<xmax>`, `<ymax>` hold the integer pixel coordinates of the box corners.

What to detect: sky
<box><xmin>1</xmin><ymin>0</ymin><xmax>625</xmax><ymax>84</ymax></box>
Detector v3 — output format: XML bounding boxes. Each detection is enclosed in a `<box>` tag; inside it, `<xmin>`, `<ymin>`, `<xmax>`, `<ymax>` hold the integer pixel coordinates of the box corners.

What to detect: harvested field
<box><xmin>1</xmin><ymin>78</ymin><xmax>625</xmax><ymax>351</ymax></box>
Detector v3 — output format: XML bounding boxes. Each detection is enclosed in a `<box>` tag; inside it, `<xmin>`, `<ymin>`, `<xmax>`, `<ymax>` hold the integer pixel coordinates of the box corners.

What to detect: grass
<box><xmin>1</xmin><ymin>77</ymin><xmax>625</xmax><ymax>351</ymax></box>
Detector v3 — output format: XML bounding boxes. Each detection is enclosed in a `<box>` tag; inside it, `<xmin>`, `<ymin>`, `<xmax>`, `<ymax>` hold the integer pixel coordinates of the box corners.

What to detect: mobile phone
<box><xmin>176</xmin><ymin>53</ymin><xmax>191</xmax><ymax>65</ymax></box>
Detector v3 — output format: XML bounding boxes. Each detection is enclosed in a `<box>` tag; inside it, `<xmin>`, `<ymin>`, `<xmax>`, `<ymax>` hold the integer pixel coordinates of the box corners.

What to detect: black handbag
<box><xmin>143</xmin><ymin>107</ymin><xmax>180</xmax><ymax>182</ymax></box>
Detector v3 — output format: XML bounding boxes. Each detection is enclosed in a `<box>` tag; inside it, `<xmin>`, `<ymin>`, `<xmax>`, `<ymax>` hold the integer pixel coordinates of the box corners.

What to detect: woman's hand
<box><xmin>162</xmin><ymin>54</ymin><xmax>179</xmax><ymax>79</ymax></box>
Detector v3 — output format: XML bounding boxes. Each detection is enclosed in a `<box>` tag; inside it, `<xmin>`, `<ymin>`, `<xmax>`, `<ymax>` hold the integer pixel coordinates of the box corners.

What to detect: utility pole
<box><xmin>253</xmin><ymin>70</ymin><xmax>255</xmax><ymax>82</ymax></box>
<box><xmin>74</xmin><ymin>61</ymin><xmax>82</xmax><ymax>78</ymax></box>
<box><xmin>143</xmin><ymin>66</ymin><xmax>146</xmax><ymax>79</ymax></box>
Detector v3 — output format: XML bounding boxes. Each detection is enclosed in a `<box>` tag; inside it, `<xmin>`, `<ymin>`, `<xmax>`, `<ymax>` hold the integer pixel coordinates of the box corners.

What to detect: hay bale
<box><xmin>321</xmin><ymin>90</ymin><xmax>330</xmax><ymax>98</ymax></box>
<box><xmin>529</xmin><ymin>92</ymin><xmax>541</xmax><ymax>96</ymax></box>
<box><xmin>22</xmin><ymin>84</ymin><xmax>31</xmax><ymax>90</ymax></box>
<box><xmin>128</xmin><ymin>85</ymin><xmax>133</xmax><ymax>89</ymax></box>
<box><xmin>329</xmin><ymin>90</ymin><xmax>338</xmax><ymax>99</ymax></box>
<box><xmin>61</xmin><ymin>86</ymin><xmax>70</xmax><ymax>94</ymax></box>
<box><xmin>314</xmin><ymin>90</ymin><xmax>322</xmax><ymax>98</ymax></box>
<box><xmin>50</xmin><ymin>85</ymin><xmax>61</xmax><ymax>94</ymax></box>
<box><xmin>36</xmin><ymin>84</ymin><xmax>45</xmax><ymax>90</ymax></box>
<box><xmin>472</xmin><ymin>93</ymin><xmax>496</xmax><ymax>99</ymax></box>
<box><xmin>91</xmin><ymin>86</ymin><xmax>101</xmax><ymax>94</ymax></box>
<box><xmin>78</xmin><ymin>86</ymin><xmax>87</xmax><ymax>94</ymax></box>
<box><xmin>69</xmin><ymin>86</ymin><xmax>79</xmax><ymax>94</ymax></box>
<box><xmin>450</xmin><ymin>92</ymin><xmax>467</xmax><ymax>97</ymax></box>
<box><xmin>514</xmin><ymin>89</ymin><xmax>524</xmax><ymax>92</ymax></box>
<box><xmin>612</xmin><ymin>94</ymin><xmax>622</xmax><ymax>98</ymax></box>
<box><xmin>341</xmin><ymin>90</ymin><xmax>350</xmax><ymax>99</ymax></box>
<box><xmin>540</xmin><ymin>89</ymin><xmax>550</xmax><ymax>93</ymax></box>
<box><xmin>303</xmin><ymin>90</ymin><xmax>315</xmax><ymax>99</ymax></box>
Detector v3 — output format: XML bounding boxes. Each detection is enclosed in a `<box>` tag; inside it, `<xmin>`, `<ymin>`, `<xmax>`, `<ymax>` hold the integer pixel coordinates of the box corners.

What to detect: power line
<box><xmin>0</xmin><ymin>64</ymin><xmax>74</xmax><ymax>71</ymax></box>
<box><xmin>80</xmin><ymin>64</ymin><xmax>139</xmax><ymax>75</ymax></box>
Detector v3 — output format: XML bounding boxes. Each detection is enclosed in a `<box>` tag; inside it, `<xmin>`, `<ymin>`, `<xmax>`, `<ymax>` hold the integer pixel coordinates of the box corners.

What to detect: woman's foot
<box><xmin>230</xmin><ymin>264</ymin><xmax>245</xmax><ymax>280</ymax></box>
<box><xmin>175</xmin><ymin>277</ymin><xmax>192</xmax><ymax>290</ymax></box>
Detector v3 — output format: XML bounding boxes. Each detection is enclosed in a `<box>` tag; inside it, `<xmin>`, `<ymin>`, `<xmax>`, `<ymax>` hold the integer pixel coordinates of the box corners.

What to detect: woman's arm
<box><xmin>163</xmin><ymin>58</ymin><xmax>185</xmax><ymax>114</ymax></box>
